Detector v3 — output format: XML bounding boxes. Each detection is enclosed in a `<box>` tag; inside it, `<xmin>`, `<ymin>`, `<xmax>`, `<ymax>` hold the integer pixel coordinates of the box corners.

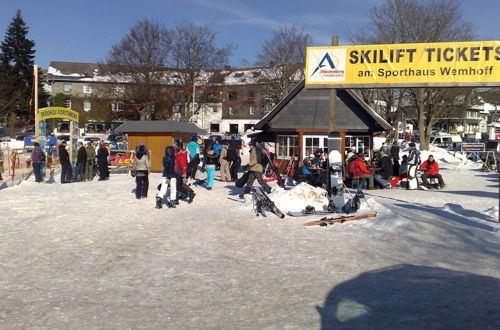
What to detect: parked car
<box><xmin>106</xmin><ymin>134</ymin><xmax>124</xmax><ymax>142</ymax></box>
<box><xmin>430</xmin><ymin>134</ymin><xmax>462</xmax><ymax>149</ymax></box>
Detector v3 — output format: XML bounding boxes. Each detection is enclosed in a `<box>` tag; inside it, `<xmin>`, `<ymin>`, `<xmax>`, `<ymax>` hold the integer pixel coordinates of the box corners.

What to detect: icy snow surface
<box><xmin>0</xmin><ymin>150</ymin><xmax>499</xmax><ymax>328</ymax></box>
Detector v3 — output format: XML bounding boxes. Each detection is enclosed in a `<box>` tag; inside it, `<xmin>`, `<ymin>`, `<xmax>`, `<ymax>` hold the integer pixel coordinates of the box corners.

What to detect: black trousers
<box><xmin>421</xmin><ymin>173</ymin><xmax>445</xmax><ymax>187</ymax></box>
<box><xmin>98</xmin><ymin>161</ymin><xmax>109</xmax><ymax>180</ymax></box>
<box><xmin>61</xmin><ymin>163</ymin><xmax>72</xmax><ymax>183</ymax></box>
<box><xmin>135</xmin><ymin>174</ymin><xmax>149</xmax><ymax>198</ymax></box>
<box><xmin>230</xmin><ymin>158</ymin><xmax>241</xmax><ymax>181</ymax></box>
<box><xmin>244</xmin><ymin>171</ymin><xmax>271</xmax><ymax>194</ymax></box>
<box><xmin>187</xmin><ymin>155</ymin><xmax>200</xmax><ymax>180</ymax></box>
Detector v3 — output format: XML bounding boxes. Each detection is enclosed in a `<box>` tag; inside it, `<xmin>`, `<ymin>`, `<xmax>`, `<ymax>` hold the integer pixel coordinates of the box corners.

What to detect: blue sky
<box><xmin>0</xmin><ymin>0</ymin><xmax>498</xmax><ymax>69</ymax></box>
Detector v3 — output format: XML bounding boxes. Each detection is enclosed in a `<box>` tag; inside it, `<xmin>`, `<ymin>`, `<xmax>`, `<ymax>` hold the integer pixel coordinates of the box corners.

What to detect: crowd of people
<box><xmin>30</xmin><ymin>140</ymin><xmax>110</xmax><ymax>183</ymax></box>
<box><xmin>344</xmin><ymin>142</ymin><xmax>446</xmax><ymax>190</ymax></box>
<box><xmin>30</xmin><ymin>135</ymin><xmax>446</xmax><ymax>208</ymax></box>
<box><xmin>128</xmin><ymin>136</ymin><xmax>257</xmax><ymax>209</ymax></box>
<box><xmin>299</xmin><ymin>141</ymin><xmax>447</xmax><ymax>190</ymax></box>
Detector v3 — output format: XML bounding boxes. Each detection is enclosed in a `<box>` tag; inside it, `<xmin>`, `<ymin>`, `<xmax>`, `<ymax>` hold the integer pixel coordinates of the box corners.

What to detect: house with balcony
<box><xmin>46</xmin><ymin>61</ymin><xmax>277</xmax><ymax>136</ymax></box>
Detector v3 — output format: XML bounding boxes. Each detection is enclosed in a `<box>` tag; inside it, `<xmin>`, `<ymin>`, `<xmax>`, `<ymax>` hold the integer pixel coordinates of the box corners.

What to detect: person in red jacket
<box><xmin>348</xmin><ymin>154</ymin><xmax>374</xmax><ymax>189</ymax></box>
<box><xmin>174</xmin><ymin>141</ymin><xmax>195</xmax><ymax>203</ymax></box>
<box><xmin>419</xmin><ymin>155</ymin><xmax>446</xmax><ymax>189</ymax></box>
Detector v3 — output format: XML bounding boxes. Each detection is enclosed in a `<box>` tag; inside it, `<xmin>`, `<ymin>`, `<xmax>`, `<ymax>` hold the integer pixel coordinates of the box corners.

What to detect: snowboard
<box><xmin>288</xmin><ymin>206</ymin><xmax>331</xmax><ymax>217</ymax></box>
<box><xmin>303</xmin><ymin>212</ymin><xmax>377</xmax><ymax>226</ymax></box>
<box><xmin>252</xmin><ymin>187</ymin><xmax>285</xmax><ymax>218</ymax></box>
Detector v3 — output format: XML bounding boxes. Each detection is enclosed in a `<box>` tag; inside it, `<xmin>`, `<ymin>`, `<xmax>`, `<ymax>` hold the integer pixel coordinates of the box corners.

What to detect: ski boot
<box><xmin>155</xmin><ymin>197</ymin><xmax>163</xmax><ymax>209</ymax></box>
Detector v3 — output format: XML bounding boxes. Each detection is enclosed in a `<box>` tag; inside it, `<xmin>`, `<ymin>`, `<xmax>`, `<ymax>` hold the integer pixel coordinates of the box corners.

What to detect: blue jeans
<box><xmin>33</xmin><ymin>163</ymin><xmax>43</xmax><ymax>182</ymax></box>
<box><xmin>206</xmin><ymin>166</ymin><xmax>215</xmax><ymax>187</ymax></box>
<box><xmin>374</xmin><ymin>174</ymin><xmax>389</xmax><ymax>187</ymax></box>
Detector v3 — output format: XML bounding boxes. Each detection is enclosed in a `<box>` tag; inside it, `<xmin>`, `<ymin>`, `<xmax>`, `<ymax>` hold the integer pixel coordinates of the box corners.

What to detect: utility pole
<box><xmin>34</xmin><ymin>65</ymin><xmax>39</xmax><ymax>137</ymax></box>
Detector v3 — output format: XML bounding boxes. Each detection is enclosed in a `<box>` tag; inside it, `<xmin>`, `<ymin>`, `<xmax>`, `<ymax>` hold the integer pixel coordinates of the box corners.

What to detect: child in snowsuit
<box><xmin>156</xmin><ymin>146</ymin><xmax>177</xmax><ymax>208</ymax></box>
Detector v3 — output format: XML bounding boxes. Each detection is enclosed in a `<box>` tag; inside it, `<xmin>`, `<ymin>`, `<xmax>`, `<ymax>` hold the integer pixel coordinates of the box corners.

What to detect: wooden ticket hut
<box><xmin>252</xmin><ymin>80</ymin><xmax>392</xmax><ymax>168</ymax></box>
<box><xmin>115</xmin><ymin>120</ymin><xmax>206</xmax><ymax>172</ymax></box>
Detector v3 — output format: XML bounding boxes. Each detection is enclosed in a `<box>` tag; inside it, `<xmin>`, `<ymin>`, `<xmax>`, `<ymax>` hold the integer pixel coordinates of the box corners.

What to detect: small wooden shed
<box><xmin>252</xmin><ymin>80</ymin><xmax>392</xmax><ymax>166</ymax></box>
<box><xmin>115</xmin><ymin>120</ymin><xmax>206</xmax><ymax>172</ymax></box>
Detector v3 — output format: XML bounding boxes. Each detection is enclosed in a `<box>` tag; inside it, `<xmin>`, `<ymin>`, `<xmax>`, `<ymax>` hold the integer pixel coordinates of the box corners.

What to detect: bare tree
<box><xmin>102</xmin><ymin>19</ymin><xmax>174</xmax><ymax>120</ymax></box>
<box><xmin>350</xmin><ymin>0</ymin><xmax>476</xmax><ymax>149</ymax></box>
<box><xmin>255</xmin><ymin>26</ymin><xmax>313</xmax><ymax>104</ymax></box>
<box><xmin>169</xmin><ymin>23</ymin><xmax>234</xmax><ymax>121</ymax></box>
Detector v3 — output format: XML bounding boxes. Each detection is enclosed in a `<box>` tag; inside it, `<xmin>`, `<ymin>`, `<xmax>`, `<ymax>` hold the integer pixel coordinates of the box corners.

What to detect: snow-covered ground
<box><xmin>0</xmin><ymin>149</ymin><xmax>499</xmax><ymax>329</ymax></box>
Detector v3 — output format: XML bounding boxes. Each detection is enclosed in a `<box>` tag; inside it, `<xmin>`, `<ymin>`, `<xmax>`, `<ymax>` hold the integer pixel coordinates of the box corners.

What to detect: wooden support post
<box><xmin>327</xmin><ymin>36</ymin><xmax>340</xmax><ymax>196</ymax></box>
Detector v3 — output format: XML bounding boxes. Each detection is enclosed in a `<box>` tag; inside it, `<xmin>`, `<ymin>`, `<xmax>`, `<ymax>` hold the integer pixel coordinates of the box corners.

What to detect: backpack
<box><xmin>255</xmin><ymin>147</ymin><xmax>263</xmax><ymax>164</ymax></box>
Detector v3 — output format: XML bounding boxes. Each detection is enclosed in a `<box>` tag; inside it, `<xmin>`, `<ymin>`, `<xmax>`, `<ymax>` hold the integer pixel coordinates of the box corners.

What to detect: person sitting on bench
<box><xmin>348</xmin><ymin>154</ymin><xmax>375</xmax><ymax>189</ymax></box>
<box><xmin>420</xmin><ymin>155</ymin><xmax>446</xmax><ymax>189</ymax></box>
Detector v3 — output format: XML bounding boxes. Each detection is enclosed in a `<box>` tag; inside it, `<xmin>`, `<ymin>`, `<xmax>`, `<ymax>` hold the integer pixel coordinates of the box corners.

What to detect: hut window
<box><xmin>345</xmin><ymin>136</ymin><xmax>371</xmax><ymax>155</ymax></box>
<box><xmin>303</xmin><ymin>136</ymin><xmax>329</xmax><ymax>158</ymax></box>
<box><xmin>277</xmin><ymin>135</ymin><xmax>298</xmax><ymax>159</ymax></box>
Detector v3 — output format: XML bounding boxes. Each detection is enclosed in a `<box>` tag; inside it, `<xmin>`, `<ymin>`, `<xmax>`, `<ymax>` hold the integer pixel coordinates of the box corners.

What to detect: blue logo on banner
<box><xmin>311</xmin><ymin>53</ymin><xmax>336</xmax><ymax>77</ymax></box>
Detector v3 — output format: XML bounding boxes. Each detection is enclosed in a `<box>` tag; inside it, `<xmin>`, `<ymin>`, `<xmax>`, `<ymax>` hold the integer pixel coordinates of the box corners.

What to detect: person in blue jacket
<box><xmin>155</xmin><ymin>146</ymin><xmax>177</xmax><ymax>208</ymax></box>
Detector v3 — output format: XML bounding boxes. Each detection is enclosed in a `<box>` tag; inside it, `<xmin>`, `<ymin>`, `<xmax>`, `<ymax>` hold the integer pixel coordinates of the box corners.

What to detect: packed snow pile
<box><xmin>269</xmin><ymin>182</ymin><xmax>329</xmax><ymax>213</ymax></box>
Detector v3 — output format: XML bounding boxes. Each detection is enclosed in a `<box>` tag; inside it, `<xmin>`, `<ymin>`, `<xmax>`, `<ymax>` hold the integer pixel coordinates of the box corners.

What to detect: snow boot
<box><xmin>167</xmin><ymin>200</ymin><xmax>176</xmax><ymax>208</ymax></box>
<box><xmin>188</xmin><ymin>192</ymin><xmax>196</xmax><ymax>204</ymax></box>
<box><xmin>155</xmin><ymin>197</ymin><xmax>163</xmax><ymax>209</ymax></box>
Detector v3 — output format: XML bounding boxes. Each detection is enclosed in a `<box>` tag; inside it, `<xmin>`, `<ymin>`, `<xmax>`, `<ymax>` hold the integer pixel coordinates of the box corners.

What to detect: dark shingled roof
<box><xmin>254</xmin><ymin>80</ymin><xmax>392</xmax><ymax>132</ymax></box>
<box><xmin>114</xmin><ymin>120</ymin><xmax>207</xmax><ymax>134</ymax></box>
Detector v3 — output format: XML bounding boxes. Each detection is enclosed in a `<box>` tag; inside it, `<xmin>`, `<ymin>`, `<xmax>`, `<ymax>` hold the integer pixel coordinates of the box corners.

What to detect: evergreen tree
<box><xmin>0</xmin><ymin>9</ymin><xmax>47</xmax><ymax>126</ymax></box>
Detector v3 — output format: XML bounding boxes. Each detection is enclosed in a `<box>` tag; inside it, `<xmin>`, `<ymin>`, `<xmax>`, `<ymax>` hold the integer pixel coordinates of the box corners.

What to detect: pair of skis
<box><xmin>303</xmin><ymin>212</ymin><xmax>377</xmax><ymax>226</ymax></box>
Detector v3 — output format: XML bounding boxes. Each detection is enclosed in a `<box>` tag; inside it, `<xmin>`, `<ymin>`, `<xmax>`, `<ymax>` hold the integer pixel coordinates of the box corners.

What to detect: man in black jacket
<box><xmin>75</xmin><ymin>142</ymin><xmax>87</xmax><ymax>182</ymax></box>
<box><xmin>373</xmin><ymin>147</ymin><xmax>393</xmax><ymax>189</ymax></box>
<box><xmin>58</xmin><ymin>141</ymin><xmax>72</xmax><ymax>183</ymax></box>
<box><xmin>96</xmin><ymin>143</ymin><xmax>109</xmax><ymax>181</ymax></box>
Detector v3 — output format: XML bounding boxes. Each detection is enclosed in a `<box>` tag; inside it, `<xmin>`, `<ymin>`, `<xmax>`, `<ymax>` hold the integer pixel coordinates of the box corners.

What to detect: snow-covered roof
<box><xmin>114</xmin><ymin>120</ymin><xmax>206</xmax><ymax>134</ymax></box>
<box><xmin>46</xmin><ymin>61</ymin><xmax>290</xmax><ymax>86</ymax></box>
